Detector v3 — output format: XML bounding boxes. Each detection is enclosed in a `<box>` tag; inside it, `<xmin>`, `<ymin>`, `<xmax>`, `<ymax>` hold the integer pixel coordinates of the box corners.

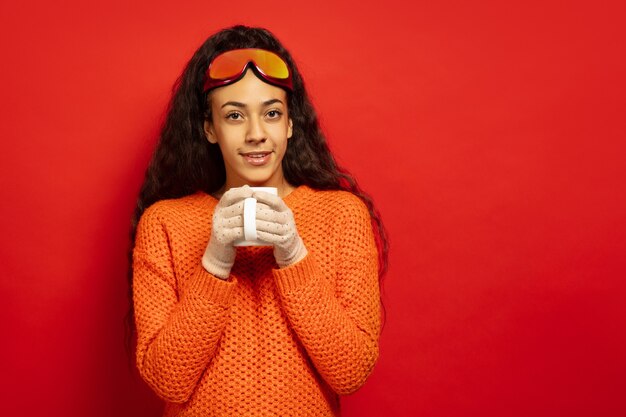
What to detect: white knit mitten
<box><xmin>202</xmin><ymin>186</ymin><xmax>253</xmax><ymax>279</ymax></box>
<box><xmin>253</xmin><ymin>190</ymin><xmax>308</xmax><ymax>268</ymax></box>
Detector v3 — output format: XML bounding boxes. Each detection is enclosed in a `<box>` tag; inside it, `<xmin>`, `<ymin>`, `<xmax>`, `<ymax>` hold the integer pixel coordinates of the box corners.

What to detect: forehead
<box><xmin>209</xmin><ymin>69</ymin><xmax>287</xmax><ymax>106</ymax></box>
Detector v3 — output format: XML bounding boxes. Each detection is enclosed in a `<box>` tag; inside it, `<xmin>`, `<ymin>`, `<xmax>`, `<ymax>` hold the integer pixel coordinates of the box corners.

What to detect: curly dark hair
<box><xmin>126</xmin><ymin>25</ymin><xmax>389</xmax><ymax>354</ymax></box>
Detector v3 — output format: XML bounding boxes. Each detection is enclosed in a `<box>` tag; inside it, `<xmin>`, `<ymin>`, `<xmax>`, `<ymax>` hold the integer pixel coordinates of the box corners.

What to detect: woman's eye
<box><xmin>226</xmin><ymin>113</ymin><xmax>242</xmax><ymax>120</ymax></box>
<box><xmin>267</xmin><ymin>110</ymin><xmax>282</xmax><ymax>119</ymax></box>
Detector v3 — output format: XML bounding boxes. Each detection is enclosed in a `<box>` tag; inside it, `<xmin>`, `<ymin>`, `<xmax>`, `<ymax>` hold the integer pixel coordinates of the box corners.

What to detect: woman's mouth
<box><xmin>241</xmin><ymin>151</ymin><xmax>272</xmax><ymax>166</ymax></box>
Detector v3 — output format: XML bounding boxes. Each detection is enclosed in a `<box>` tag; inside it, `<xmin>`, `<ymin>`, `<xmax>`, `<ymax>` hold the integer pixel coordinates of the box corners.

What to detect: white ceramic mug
<box><xmin>234</xmin><ymin>187</ymin><xmax>277</xmax><ymax>246</ymax></box>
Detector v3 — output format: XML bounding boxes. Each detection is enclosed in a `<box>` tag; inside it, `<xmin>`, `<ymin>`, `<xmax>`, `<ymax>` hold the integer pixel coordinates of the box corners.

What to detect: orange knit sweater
<box><xmin>133</xmin><ymin>185</ymin><xmax>381</xmax><ymax>416</ymax></box>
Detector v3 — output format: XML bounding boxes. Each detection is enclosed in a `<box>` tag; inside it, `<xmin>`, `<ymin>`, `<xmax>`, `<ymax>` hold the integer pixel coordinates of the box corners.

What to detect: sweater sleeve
<box><xmin>133</xmin><ymin>205</ymin><xmax>237</xmax><ymax>403</ymax></box>
<box><xmin>272</xmin><ymin>195</ymin><xmax>381</xmax><ymax>395</ymax></box>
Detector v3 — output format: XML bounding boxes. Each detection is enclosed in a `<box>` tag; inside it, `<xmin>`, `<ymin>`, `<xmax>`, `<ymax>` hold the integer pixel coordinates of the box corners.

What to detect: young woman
<box><xmin>129</xmin><ymin>25</ymin><xmax>388</xmax><ymax>416</ymax></box>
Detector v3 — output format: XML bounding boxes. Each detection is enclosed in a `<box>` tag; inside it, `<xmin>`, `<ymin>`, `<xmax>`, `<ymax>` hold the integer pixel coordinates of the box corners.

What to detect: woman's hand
<box><xmin>253</xmin><ymin>190</ymin><xmax>308</xmax><ymax>268</ymax></box>
<box><xmin>202</xmin><ymin>186</ymin><xmax>253</xmax><ymax>279</ymax></box>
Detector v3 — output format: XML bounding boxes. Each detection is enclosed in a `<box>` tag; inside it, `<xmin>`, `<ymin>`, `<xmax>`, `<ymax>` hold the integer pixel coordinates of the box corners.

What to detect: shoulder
<box><xmin>135</xmin><ymin>192</ymin><xmax>215</xmax><ymax>253</ymax></box>
<box><xmin>308</xmin><ymin>189</ymin><xmax>377</xmax><ymax>254</ymax></box>
<box><xmin>307</xmin><ymin>187</ymin><xmax>369</xmax><ymax>217</ymax></box>
<box><xmin>138</xmin><ymin>192</ymin><xmax>216</xmax><ymax>229</ymax></box>
<box><xmin>330</xmin><ymin>190</ymin><xmax>368</xmax><ymax>213</ymax></box>
<box><xmin>293</xmin><ymin>186</ymin><xmax>370</xmax><ymax>227</ymax></box>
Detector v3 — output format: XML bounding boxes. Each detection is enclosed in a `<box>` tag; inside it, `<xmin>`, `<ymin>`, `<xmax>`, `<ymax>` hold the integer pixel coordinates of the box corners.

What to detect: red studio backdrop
<box><xmin>1</xmin><ymin>1</ymin><xmax>625</xmax><ymax>416</ymax></box>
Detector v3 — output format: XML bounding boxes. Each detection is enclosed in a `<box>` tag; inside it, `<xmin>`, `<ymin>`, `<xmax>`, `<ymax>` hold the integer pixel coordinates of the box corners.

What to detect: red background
<box><xmin>1</xmin><ymin>1</ymin><xmax>625</xmax><ymax>416</ymax></box>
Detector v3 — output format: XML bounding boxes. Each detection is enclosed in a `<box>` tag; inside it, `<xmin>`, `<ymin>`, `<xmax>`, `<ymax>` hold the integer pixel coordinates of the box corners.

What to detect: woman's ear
<box><xmin>204</xmin><ymin>119</ymin><xmax>217</xmax><ymax>144</ymax></box>
<box><xmin>288</xmin><ymin>118</ymin><xmax>293</xmax><ymax>139</ymax></box>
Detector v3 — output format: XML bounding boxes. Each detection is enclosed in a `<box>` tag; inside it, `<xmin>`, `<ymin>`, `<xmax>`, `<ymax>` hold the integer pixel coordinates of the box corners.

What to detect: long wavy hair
<box><xmin>126</xmin><ymin>25</ymin><xmax>389</xmax><ymax>353</ymax></box>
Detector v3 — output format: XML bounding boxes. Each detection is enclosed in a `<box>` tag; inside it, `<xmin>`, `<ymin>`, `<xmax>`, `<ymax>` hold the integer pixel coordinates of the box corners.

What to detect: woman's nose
<box><xmin>246</xmin><ymin>117</ymin><xmax>267</xmax><ymax>143</ymax></box>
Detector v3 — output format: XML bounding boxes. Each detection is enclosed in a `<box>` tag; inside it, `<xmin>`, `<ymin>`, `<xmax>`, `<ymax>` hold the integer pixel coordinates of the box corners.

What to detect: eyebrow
<box><xmin>220</xmin><ymin>99</ymin><xmax>284</xmax><ymax>109</ymax></box>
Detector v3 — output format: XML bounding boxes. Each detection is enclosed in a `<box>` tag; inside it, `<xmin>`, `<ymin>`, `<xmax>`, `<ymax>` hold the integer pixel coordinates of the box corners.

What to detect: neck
<box><xmin>213</xmin><ymin>180</ymin><xmax>296</xmax><ymax>199</ymax></box>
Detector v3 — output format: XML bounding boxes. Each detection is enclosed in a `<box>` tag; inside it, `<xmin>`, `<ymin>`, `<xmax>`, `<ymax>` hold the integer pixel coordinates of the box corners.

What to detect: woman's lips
<box><xmin>241</xmin><ymin>151</ymin><xmax>272</xmax><ymax>166</ymax></box>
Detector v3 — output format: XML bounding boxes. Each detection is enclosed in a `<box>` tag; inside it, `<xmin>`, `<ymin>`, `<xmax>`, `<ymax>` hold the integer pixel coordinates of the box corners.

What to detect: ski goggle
<box><xmin>203</xmin><ymin>48</ymin><xmax>293</xmax><ymax>93</ymax></box>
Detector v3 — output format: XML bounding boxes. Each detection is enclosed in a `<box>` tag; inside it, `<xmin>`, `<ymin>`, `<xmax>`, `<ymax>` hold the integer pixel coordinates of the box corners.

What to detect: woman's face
<box><xmin>204</xmin><ymin>69</ymin><xmax>293</xmax><ymax>192</ymax></box>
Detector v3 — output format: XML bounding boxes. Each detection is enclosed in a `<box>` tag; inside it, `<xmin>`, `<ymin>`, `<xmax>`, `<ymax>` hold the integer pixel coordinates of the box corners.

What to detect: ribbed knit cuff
<box><xmin>273</xmin><ymin>254</ymin><xmax>317</xmax><ymax>294</ymax></box>
<box><xmin>184</xmin><ymin>264</ymin><xmax>236</xmax><ymax>306</ymax></box>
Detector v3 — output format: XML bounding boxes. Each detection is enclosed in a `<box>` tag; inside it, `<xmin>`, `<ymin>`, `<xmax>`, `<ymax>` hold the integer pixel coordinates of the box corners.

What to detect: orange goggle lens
<box><xmin>203</xmin><ymin>48</ymin><xmax>292</xmax><ymax>92</ymax></box>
